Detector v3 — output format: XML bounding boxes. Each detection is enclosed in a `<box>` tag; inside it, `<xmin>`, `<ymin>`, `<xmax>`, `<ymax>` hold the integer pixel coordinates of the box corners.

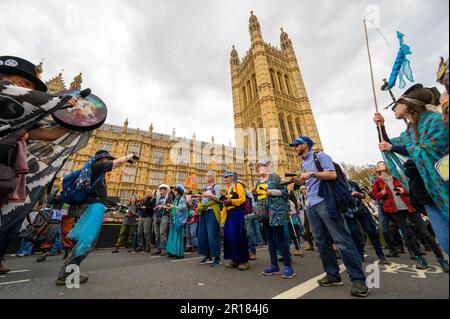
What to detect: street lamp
<box><xmin>248</xmin><ymin>162</ymin><xmax>255</xmax><ymax>188</ymax></box>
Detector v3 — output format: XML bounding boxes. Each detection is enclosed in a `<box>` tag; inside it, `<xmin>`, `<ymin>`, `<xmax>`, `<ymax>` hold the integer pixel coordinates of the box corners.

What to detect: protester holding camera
<box><xmin>136</xmin><ymin>191</ymin><xmax>156</xmax><ymax>253</ymax></box>
<box><xmin>112</xmin><ymin>197</ymin><xmax>139</xmax><ymax>253</ymax></box>
<box><xmin>372</xmin><ymin>161</ymin><xmax>448</xmax><ymax>272</ymax></box>
<box><xmin>220</xmin><ymin>172</ymin><xmax>250</xmax><ymax>271</ymax></box>
<box><xmin>345</xmin><ymin>180</ymin><xmax>390</xmax><ymax>265</ymax></box>
<box><xmin>55</xmin><ymin>150</ymin><xmax>139</xmax><ymax>286</ymax></box>
<box><xmin>197</xmin><ymin>171</ymin><xmax>222</xmax><ymax>267</ymax></box>
<box><xmin>152</xmin><ymin>184</ymin><xmax>174</xmax><ymax>257</ymax></box>
<box><xmin>253</xmin><ymin>160</ymin><xmax>295</xmax><ymax>279</ymax></box>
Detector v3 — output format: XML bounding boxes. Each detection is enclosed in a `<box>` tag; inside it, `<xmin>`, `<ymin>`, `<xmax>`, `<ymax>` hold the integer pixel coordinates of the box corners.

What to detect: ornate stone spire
<box><xmin>45</xmin><ymin>70</ymin><xmax>66</xmax><ymax>93</ymax></box>
<box><xmin>172</xmin><ymin>128</ymin><xmax>176</xmax><ymax>140</ymax></box>
<box><xmin>70</xmin><ymin>72</ymin><xmax>83</xmax><ymax>90</ymax></box>
<box><xmin>280</xmin><ymin>27</ymin><xmax>293</xmax><ymax>51</ymax></box>
<box><xmin>230</xmin><ymin>45</ymin><xmax>240</xmax><ymax>67</ymax></box>
<box><xmin>249</xmin><ymin>11</ymin><xmax>262</xmax><ymax>42</ymax></box>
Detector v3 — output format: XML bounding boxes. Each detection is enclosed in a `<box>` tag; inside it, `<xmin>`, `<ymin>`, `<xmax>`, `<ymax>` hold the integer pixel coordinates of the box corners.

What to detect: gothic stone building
<box><xmin>50</xmin><ymin>12</ymin><xmax>322</xmax><ymax>203</ymax></box>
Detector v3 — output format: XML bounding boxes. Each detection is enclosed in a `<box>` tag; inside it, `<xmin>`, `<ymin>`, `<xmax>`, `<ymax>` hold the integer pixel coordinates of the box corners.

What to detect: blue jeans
<box><xmin>255</xmin><ymin>222</ymin><xmax>263</xmax><ymax>245</ymax></box>
<box><xmin>50</xmin><ymin>229</ymin><xmax>63</xmax><ymax>253</ymax></box>
<box><xmin>17</xmin><ymin>239</ymin><xmax>33</xmax><ymax>256</ymax></box>
<box><xmin>307</xmin><ymin>201</ymin><xmax>366</xmax><ymax>282</ymax></box>
<box><xmin>245</xmin><ymin>217</ymin><xmax>257</xmax><ymax>254</ymax></box>
<box><xmin>264</xmin><ymin>223</ymin><xmax>292</xmax><ymax>268</ymax></box>
<box><xmin>425</xmin><ymin>204</ymin><xmax>449</xmax><ymax>255</ymax></box>
<box><xmin>198</xmin><ymin>209</ymin><xmax>221</xmax><ymax>258</ymax></box>
<box><xmin>187</xmin><ymin>222</ymin><xmax>199</xmax><ymax>248</ymax></box>
<box><xmin>345</xmin><ymin>212</ymin><xmax>386</xmax><ymax>260</ymax></box>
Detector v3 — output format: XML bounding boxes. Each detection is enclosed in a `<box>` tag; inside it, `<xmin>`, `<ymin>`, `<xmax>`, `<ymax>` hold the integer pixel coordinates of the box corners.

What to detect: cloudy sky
<box><xmin>1</xmin><ymin>0</ymin><xmax>448</xmax><ymax>166</ymax></box>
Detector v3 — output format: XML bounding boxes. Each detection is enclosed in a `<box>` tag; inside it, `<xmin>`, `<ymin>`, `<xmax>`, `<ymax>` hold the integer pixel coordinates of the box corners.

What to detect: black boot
<box><xmin>386</xmin><ymin>250</ymin><xmax>399</xmax><ymax>258</ymax></box>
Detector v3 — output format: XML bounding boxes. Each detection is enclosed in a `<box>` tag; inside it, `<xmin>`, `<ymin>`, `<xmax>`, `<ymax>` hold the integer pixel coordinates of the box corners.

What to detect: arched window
<box><xmin>252</xmin><ymin>74</ymin><xmax>258</xmax><ymax>97</ymax></box>
<box><xmin>242</xmin><ymin>86</ymin><xmax>247</xmax><ymax>105</ymax></box>
<box><xmin>247</xmin><ymin>80</ymin><xmax>252</xmax><ymax>100</ymax></box>
<box><xmin>269</xmin><ymin>69</ymin><xmax>277</xmax><ymax>90</ymax></box>
<box><xmin>287</xmin><ymin>115</ymin><xmax>296</xmax><ymax>141</ymax></box>
<box><xmin>277</xmin><ymin>72</ymin><xmax>285</xmax><ymax>93</ymax></box>
<box><xmin>295</xmin><ymin>117</ymin><xmax>302</xmax><ymax>136</ymax></box>
<box><xmin>278</xmin><ymin>114</ymin><xmax>288</xmax><ymax>143</ymax></box>
<box><xmin>285</xmin><ymin>75</ymin><xmax>292</xmax><ymax>95</ymax></box>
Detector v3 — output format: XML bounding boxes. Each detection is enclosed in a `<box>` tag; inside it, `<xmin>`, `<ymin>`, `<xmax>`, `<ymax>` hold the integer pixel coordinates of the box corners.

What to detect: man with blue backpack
<box><xmin>55</xmin><ymin>150</ymin><xmax>138</xmax><ymax>286</ymax></box>
<box><xmin>289</xmin><ymin>136</ymin><xmax>369</xmax><ymax>298</ymax></box>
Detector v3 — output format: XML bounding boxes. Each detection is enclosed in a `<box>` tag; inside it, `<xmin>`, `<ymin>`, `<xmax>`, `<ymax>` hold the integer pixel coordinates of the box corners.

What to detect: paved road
<box><xmin>0</xmin><ymin>247</ymin><xmax>448</xmax><ymax>299</ymax></box>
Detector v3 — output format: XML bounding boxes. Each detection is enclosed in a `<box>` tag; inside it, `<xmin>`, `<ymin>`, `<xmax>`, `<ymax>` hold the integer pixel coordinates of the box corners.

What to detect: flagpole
<box><xmin>364</xmin><ymin>19</ymin><xmax>385</xmax><ymax>143</ymax></box>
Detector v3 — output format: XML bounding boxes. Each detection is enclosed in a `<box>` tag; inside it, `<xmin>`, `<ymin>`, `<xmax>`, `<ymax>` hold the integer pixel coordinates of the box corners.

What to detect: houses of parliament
<box><xmin>50</xmin><ymin>12</ymin><xmax>322</xmax><ymax>203</ymax></box>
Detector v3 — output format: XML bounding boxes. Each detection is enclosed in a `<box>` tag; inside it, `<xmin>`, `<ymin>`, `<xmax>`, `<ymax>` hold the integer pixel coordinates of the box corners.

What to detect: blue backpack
<box><xmin>60</xmin><ymin>157</ymin><xmax>104</xmax><ymax>205</ymax></box>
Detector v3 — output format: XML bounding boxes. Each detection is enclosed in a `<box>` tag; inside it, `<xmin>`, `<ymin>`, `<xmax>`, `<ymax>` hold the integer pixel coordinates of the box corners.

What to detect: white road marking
<box><xmin>0</xmin><ymin>276</ymin><xmax>6</xmax><ymax>278</ymax></box>
<box><xmin>171</xmin><ymin>257</ymin><xmax>203</xmax><ymax>263</ymax></box>
<box><xmin>272</xmin><ymin>264</ymin><xmax>347</xmax><ymax>299</ymax></box>
<box><xmin>8</xmin><ymin>270</ymin><xmax>31</xmax><ymax>274</ymax></box>
<box><xmin>0</xmin><ymin>279</ymin><xmax>31</xmax><ymax>286</ymax></box>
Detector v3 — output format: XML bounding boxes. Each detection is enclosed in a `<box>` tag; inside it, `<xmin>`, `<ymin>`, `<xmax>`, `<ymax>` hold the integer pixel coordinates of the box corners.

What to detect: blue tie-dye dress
<box><xmin>388</xmin><ymin>112</ymin><xmax>449</xmax><ymax>222</ymax></box>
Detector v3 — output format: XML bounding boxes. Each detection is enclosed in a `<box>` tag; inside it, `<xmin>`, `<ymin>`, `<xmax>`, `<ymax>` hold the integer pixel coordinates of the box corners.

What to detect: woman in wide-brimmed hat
<box><xmin>374</xmin><ymin>84</ymin><xmax>449</xmax><ymax>256</ymax></box>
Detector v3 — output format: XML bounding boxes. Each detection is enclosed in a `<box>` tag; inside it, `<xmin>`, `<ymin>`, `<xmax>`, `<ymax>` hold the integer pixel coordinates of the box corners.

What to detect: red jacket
<box><xmin>371</xmin><ymin>177</ymin><xmax>415</xmax><ymax>213</ymax></box>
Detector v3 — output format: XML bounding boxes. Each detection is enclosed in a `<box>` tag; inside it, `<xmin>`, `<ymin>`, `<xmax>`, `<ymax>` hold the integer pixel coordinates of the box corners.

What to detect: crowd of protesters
<box><xmin>0</xmin><ymin>56</ymin><xmax>448</xmax><ymax>298</ymax></box>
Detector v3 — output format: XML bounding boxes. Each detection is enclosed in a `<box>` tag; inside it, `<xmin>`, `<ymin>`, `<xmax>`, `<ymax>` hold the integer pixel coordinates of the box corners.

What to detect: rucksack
<box><xmin>243</xmin><ymin>189</ymin><xmax>254</xmax><ymax>215</ymax></box>
<box><xmin>232</xmin><ymin>182</ymin><xmax>253</xmax><ymax>215</ymax></box>
<box><xmin>18</xmin><ymin>209</ymin><xmax>62</xmax><ymax>243</ymax></box>
<box><xmin>313</xmin><ymin>152</ymin><xmax>348</xmax><ymax>182</ymax></box>
<box><xmin>60</xmin><ymin>157</ymin><xmax>104</xmax><ymax>205</ymax></box>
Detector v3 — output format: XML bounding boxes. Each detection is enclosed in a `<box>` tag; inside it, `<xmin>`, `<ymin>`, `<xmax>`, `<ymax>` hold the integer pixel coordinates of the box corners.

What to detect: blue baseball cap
<box><xmin>174</xmin><ymin>184</ymin><xmax>185</xmax><ymax>194</ymax></box>
<box><xmin>256</xmin><ymin>160</ymin><xmax>269</xmax><ymax>168</ymax></box>
<box><xmin>223</xmin><ymin>171</ymin><xmax>235</xmax><ymax>178</ymax></box>
<box><xmin>289</xmin><ymin>136</ymin><xmax>316</xmax><ymax>150</ymax></box>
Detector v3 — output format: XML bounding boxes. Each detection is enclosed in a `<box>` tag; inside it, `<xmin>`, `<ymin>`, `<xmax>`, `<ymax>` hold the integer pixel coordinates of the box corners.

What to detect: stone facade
<box><xmin>48</xmin><ymin>12</ymin><xmax>322</xmax><ymax>203</ymax></box>
<box><xmin>231</xmin><ymin>12</ymin><xmax>323</xmax><ymax>177</ymax></box>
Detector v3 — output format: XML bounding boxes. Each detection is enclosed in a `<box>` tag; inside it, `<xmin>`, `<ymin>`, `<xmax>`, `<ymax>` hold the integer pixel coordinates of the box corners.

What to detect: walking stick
<box><xmin>364</xmin><ymin>19</ymin><xmax>385</xmax><ymax>143</ymax></box>
<box><xmin>289</xmin><ymin>215</ymin><xmax>303</xmax><ymax>257</ymax></box>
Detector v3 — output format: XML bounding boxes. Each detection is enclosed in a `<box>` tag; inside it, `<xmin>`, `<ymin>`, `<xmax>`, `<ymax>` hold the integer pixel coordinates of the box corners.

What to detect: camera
<box><xmin>127</xmin><ymin>153</ymin><xmax>140</xmax><ymax>164</ymax></box>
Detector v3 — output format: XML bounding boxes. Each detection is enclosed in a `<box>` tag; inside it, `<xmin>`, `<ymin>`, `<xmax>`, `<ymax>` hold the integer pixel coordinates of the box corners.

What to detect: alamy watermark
<box><xmin>365</xmin><ymin>4</ymin><xmax>381</xmax><ymax>29</ymax></box>
<box><xmin>65</xmin><ymin>265</ymin><xmax>81</xmax><ymax>289</ymax></box>
<box><xmin>168</xmin><ymin>128</ymin><xmax>285</xmax><ymax>170</ymax></box>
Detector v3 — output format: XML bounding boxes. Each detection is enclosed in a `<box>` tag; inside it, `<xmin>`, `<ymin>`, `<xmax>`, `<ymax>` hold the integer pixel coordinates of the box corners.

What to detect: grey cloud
<box><xmin>0</xmin><ymin>0</ymin><xmax>448</xmax><ymax>165</ymax></box>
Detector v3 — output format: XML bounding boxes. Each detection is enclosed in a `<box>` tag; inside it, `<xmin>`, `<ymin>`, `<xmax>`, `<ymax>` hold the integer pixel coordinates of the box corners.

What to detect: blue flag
<box><xmin>388</xmin><ymin>32</ymin><xmax>414</xmax><ymax>89</ymax></box>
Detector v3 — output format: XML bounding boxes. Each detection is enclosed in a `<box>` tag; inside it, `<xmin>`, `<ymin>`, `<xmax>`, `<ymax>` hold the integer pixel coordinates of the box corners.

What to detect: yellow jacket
<box><xmin>220</xmin><ymin>182</ymin><xmax>246</xmax><ymax>225</ymax></box>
